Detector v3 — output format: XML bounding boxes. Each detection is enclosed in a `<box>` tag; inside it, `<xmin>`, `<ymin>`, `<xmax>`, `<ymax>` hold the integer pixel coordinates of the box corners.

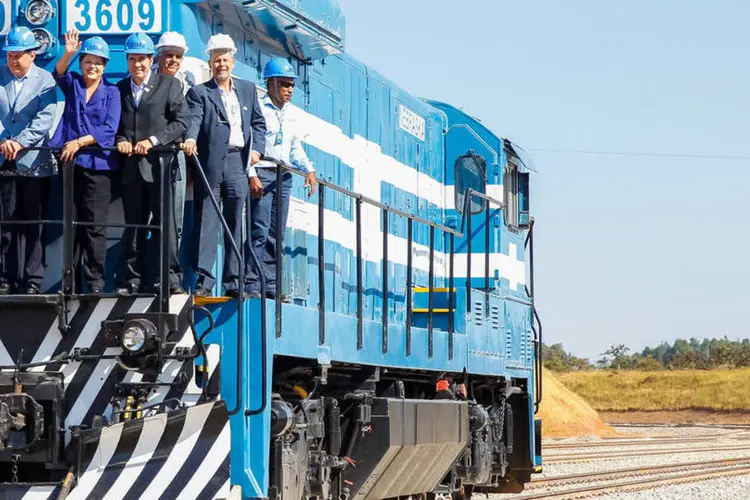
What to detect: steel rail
<box><xmin>527</xmin><ymin>456</ymin><xmax>750</xmax><ymax>489</ymax></box>
<box><xmin>543</xmin><ymin>436</ymin><xmax>719</xmax><ymax>449</ymax></box>
<box><xmin>513</xmin><ymin>463</ymin><xmax>750</xmax><ymax>499</ymax></box>
<box><xmin>545</xmin><ymin>444</ymin><xmax>750</xmax><ymax>463</ymax></box>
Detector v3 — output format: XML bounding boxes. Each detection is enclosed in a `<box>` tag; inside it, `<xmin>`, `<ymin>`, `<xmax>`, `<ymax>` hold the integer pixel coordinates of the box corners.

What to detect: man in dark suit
<box><xmin>183</xmin><ymin>34</ymin><xmax>266</xmax><ymax>297</ymax></box>
<box><xmin>114</xmin><ymin>32</ymin><xmax>189</xmax><ymax>295</ymax></box>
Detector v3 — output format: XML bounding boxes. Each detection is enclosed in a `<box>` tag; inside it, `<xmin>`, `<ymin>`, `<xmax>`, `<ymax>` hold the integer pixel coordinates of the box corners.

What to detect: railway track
<box><xmin>510</xmin><ymin>461</ymin><xmax>750</xmax><ymax>499</ymax></box>
<box><xmin>527</xmin><ymin>457</ymin><xmax>750</xmax><ymax>489</ymax></box>
<box><xmin>543</xmin><ymin>436</ymin><xmax>717</xmax><ymax>449</ymax></box>
<box><xmin>544</xmin><ymin>443</ymin><xmax>750</xmax><ymax>463</ymax></box>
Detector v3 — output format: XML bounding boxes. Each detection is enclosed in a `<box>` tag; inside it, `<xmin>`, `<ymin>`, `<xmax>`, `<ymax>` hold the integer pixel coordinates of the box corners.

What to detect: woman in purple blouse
<box><xmin>50</xmin><ymin>29</ymin><xmax>121</xmax><ymax>293</ymax></box>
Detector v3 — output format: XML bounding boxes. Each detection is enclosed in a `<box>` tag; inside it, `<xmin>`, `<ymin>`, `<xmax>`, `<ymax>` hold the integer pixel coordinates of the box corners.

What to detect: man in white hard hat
<box><xmin>183</xmin><ymin>34</ymin><xmax>266</xmax><ymax>297</ymax></box>
<box><xmin>154</xmin><ymin>32</ymin><xmax>195</xmax><ymax>249</ymax></box>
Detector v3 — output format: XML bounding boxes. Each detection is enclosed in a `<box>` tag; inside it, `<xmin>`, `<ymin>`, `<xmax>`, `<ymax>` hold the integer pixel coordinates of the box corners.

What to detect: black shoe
<box><xmin>116</xmin><ymin>283</ymin><xmax>138</xmax><ymax>295</ymax></box>
<box><xmin>193</xmin><ymin>286</ymin><xmax>212</xmax><ymax>297</ymax></box>
<box><xmin>266</xmin><ymin>292</ymin><xmax>291</xmax><ymax>303</ymax></box>
<box><xmin>226</xmin><ymin>289</ymin><xmax>245</xmax><ymax>299</ymax></box>
<box><xmin>26</xmin><ymin>283</ymin><xmax>41</xmax><ymax>295</ymax></box>
<box><xmin>0</xmin><ymin>283</ymin><xmax>10</xmax><ymax>295</ymax></box>
<box><xmin>246</xmin><ymin>291</ymin><xmax>261</xmax><ymax>299</ymax></box>
<box><xmin>87</xmin><ymin>283</ymin><xmax>103</xmax><ymax>294</ymax></box>
<box><xmin>170</xmin><ymin>283</ymin><xmax>186</xmax><ymax>294</ymax></box>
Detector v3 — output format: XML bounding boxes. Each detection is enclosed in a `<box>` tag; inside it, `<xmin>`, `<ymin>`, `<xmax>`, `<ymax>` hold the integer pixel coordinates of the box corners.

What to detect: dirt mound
<box><xmin>539</xmin><ymin>369</ymin><xmax>617</xmax><ymax>437</ymax></box>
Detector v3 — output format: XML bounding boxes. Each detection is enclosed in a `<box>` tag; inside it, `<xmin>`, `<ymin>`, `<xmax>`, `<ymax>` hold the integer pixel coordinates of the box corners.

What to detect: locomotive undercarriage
<box><xmin>270</xmin><ymin>357</ymin><xmax>534</xmax><ymax>500</ymax></box>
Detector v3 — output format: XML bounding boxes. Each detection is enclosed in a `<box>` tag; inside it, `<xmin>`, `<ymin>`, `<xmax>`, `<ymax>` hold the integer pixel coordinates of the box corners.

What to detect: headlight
<box><xmin>25</xmin><ymin>0</ymin><xmax>55</xmax><ymax>25</ymax></box>
<box><xmin>31</xmin><ymin>28</ymin><xmax>54</xmax><ymax>57</ymax></box>
<box><xmin>120</xmin><ymin>319</ymin><xmax>157</xmax><ymax>353</ymax></box>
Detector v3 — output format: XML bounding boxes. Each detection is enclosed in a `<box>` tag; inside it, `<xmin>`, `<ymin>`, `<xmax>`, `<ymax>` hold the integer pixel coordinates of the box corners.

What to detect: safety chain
<box><xmin>11</xmin><ymin>453</ymin><xmax>20</xmax><ymax>483</ymax></box>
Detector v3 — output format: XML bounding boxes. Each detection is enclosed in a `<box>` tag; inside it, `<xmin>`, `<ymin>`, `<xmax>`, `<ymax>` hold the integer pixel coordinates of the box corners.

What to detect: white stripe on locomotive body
<box><xmin>177</xmin><ymin>422</ymin><xmax>231</xmax><ymax>500</ymax></box>
<box><xmin>104</xmin><ymin>413</ymin><xmax>170</xmax><ymax>500</ymax></box>
<box><xmin>21</xmin><ymin>487</ymin><xmax>58</xmax><ymax>500</ymax></box>
<box><xmin>29</xmin><ymin>300</ymin><xmax>80</xmax><ymax>370</ymax></box>
<box><xmin>61</xmin><ymin>298</ymin><xmax>118</xmax><ymax>385</ymax></box>
<box><xmin>67</xmin><ymin>424</ymin><xmax>125</xmax><ymax>500</ymax></box>
<box><xmin>138</xmin><ymin>402</ymin><xmax>216</xmax><ymax>499</ymax></box>
<box><xmin>0</xmin><ymin>335</ymin><xmax>11</xmax><ymax>366</ymax></box>
<box><xmin>285</xmin><ymin>199</ymin><xmax>527</xmax><ymax>290</ymax></box>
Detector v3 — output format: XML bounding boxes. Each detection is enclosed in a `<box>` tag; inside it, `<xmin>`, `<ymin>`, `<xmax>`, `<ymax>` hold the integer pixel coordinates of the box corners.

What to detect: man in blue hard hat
<box><xmin>114</xmin><ymin>32</ymin><xmax>190</xmax><ymax>295</ymax></box>
<box><xmin>183</xmin><ymin>34</ymin><xmax>266</xmax><ymax>298</ymax></box>
<box><xmin>0</xmin><ymin>26</ymin><xmax>57</xmax><ymax>295</ymax></box>
<box><xmin>243</xmin><ymin>57</ymin><xmax>316</xmax><ymax>301</ymax></box>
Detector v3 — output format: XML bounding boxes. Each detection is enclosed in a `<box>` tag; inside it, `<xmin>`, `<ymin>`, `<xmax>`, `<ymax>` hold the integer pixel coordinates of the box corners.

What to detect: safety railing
<box><xmin>0</xmin><ymin>145</ymin><xmax>265</xmax><ymax>418</ymax></box>
<box><xmin>258</xmin><ymin>158</ymin><xmax>541</xmax><ymax>371</ymax></box>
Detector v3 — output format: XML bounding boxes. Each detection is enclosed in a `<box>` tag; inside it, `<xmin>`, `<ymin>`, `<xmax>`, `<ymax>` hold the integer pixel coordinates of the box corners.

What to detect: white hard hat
<box><xmin>156</xmin><ymin>32</ymin><xmax>188</xmax><ymax>53</ymax></box>
<box><xmin>206</xmin><ymin>34</ymin><xmax>237</xmax><ymax>56</ymax></box>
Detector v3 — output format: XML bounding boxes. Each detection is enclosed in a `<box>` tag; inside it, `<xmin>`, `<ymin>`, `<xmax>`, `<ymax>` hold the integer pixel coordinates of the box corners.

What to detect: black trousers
<box><xmin>116</xmin><ymin>172</ymin><xmax>182</xmax><ymax>291</ymax></box>
<box><xmin>0</xmin><ymin>174</ymin><xmax>50</xmax><ymax>289</ymax></box>
<box><xmin>73</xmin><ymin>166</ymin><xmax>112</xmax><ymax>291</ymax></box>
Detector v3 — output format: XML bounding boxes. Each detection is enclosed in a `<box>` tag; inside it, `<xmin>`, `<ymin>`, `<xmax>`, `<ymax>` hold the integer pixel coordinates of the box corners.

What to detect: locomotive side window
<box><xmin>455</xmin><ymin>151</ymin><xmax>487</xmax><ymax>214</ymax></box>
<box><xmin>504</xmin><ymin>152</ymin><xmax>531</xmax><ymax>230</ymax></box>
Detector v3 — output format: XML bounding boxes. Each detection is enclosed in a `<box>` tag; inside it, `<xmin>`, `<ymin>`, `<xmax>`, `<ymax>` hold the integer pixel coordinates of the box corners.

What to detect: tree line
<box><xmin>542</xmin><ymin>337</ymin><xmax>750</xmax><ymax>371</ymax></box>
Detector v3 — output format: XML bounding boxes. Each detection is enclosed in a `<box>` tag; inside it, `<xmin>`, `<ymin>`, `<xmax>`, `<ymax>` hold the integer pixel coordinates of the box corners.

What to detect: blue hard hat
<box><xmin>80</xmin><ymin>36</ymin><xmax>109</xmax><ymax>61</ymax></box>
<box><xmin>124</xmin><ymin>32</ymin><xmax>154</xmax><ymax>55</ymax></box>
<box><xmin>263</xmin><ymin>57</ymin><xmax>297</xmax><ymax>80</ymax></box>
<box><xmin>3</xmin><ymin>26</ymin><xmax>39</xmax><ymax>52</ymax></box>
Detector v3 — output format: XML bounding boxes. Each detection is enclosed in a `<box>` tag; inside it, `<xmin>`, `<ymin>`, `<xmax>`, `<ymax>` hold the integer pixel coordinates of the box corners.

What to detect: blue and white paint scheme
<box><xmin>0</xmin><ymin>1</ymin><xmax>543</xmax><ymax>498</ymax></box>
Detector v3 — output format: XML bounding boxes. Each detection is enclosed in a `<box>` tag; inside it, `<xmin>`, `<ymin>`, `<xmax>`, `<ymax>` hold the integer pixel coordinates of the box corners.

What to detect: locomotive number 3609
<box><xmin>65</xmin><ymin>0</ymin><xmax>163</xmax><ymax>34</ymax></box>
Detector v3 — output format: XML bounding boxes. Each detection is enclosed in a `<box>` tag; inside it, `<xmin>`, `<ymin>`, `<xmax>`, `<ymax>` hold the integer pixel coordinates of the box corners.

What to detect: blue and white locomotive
<box><xmin>0</xmin><ymin>0</ymin><xmax>543</xmax><ymax>498</ymax></box>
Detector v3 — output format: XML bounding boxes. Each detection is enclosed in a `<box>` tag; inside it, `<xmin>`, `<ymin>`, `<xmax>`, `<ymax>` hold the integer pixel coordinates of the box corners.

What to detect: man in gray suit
<box><xmin>0</xmin><ymin>27</ymin><xmax>57</xmax><ymax>295</ymax></box>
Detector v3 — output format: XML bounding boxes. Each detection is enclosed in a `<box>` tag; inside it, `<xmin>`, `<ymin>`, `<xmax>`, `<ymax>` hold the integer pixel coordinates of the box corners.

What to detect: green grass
<box><xmin>555</xmin><ymin>369</ymin><xmax>750</xmax><ymax>412</ymax></box>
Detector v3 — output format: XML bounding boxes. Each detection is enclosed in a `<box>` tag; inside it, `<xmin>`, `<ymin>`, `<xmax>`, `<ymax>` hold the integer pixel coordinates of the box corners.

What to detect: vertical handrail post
<box><xmin>406</xmin><ymin>218</ymin><xmax>413</xmax><ymax>356</ymax></box>
<box><xmin>318</xmin><ymin>184</ymin><xmax>325</xmax><ymax>345</ymax></box>
<box><xmin>448</xmin><ymin>232</ymin><xmax>455</xmax><ymax>360</ymax></box>
<box><xmin>276</xmin><ymin>164</ymin><xmax>284</xmax><ymax>338</ymax></box>
<box><xmin>158</xmin><ymin>152</ymin><xmax>173</xmax><ymax>313</ymax></box>
<box><xmin>428</xmin><ymin>224</ymin><xmax>434</xmax><ymax>358</ymax></box>
<box><xmin>61</xmin><ymin>159</ymin><xmax>75</xmax><ymax>294</ymax></box>
<box><xmin>484</xmin><ymin>203</ymin><xmax>490</xmax><ymax>316</ymax></box>
<box><xmin>466</xmin><ymin>195</ymin><xmax>472</xmax><ymax>313</ymax></box>
<box><xmin>355</xmin><ymin>197</ymin><xmax>363</xmax><ymax>350</ymax></box>
<box><xmin>382</xmin><ymin>207</ymin><xmax>388</xmax><ymax>354</ymax></box>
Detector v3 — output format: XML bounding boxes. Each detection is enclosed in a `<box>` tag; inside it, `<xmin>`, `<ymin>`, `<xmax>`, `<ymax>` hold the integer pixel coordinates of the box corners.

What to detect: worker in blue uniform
<box><xmin>183</xmin><ymin>34</ymin><xmax>266</xmax><ymax>298</ymax></box>
<box><xmin>0</xmin><ymin>27</ymin><xmax>57</xmax><ymax>295</ymax></box>
<box><xmin>244</xmin><ymin>57</ymin><xmax>317</xmax><ymax>300</ymax></box>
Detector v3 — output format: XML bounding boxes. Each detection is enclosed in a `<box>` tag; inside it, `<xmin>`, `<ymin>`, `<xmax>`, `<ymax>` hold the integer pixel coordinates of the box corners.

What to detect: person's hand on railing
<box><xmin>116</xmin><ymin>141</ymin><xmax>133</xmax><ymax>156</ymax></box>
<box><xmin>250</xmin><ymin>151</ymin><xmax>261</xmax><ymax>165</ymax></box>
<box><xmin>60</xmin><ymin>139</ymin><xmax>81</xmax><ymax>162</ymax></box>
<box><xmin>250</xmin><ymin>176</ymin><xmax>264</xmax><ymax>199</ymax></box>
<box><xmin>133</xmin><ymin>139</ymin><xmax>153</xmax><ymax>155</ymax></box>
<box><xmin>0</xmin><ymin>139</ymin><xmax>23</xmax><ymax>161</ymax></box>
<box><xmin>305</xmin><ymin>171</ymin><xmax>317</xmax><ymax>197</ymax></box>
<box><xmin>181</xmin><ymin>140</ymin><xmax>197</xmax><ymax>156</ymax></box>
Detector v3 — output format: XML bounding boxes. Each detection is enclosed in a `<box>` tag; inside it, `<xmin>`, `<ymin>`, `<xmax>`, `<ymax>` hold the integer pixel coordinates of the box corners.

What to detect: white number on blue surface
<box><xmin>0</xmin><ymin>0</ymin><xmax>12</xmax><ymax>36</ymax></box>
<box><xmin>66</xmin><ymin>0</ymin><xmax>161</xmax><ymax>34</ymax></box>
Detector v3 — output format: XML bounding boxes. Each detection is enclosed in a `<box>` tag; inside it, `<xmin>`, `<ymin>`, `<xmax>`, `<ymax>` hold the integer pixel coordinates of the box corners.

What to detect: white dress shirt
<box><xmin>256</xmin><ymin>92</ymin><xmax>314</xmax><ymax>175</ymax></box>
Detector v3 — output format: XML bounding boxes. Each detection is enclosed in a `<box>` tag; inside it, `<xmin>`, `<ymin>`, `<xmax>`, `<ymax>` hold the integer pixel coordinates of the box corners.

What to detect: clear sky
<box><xmin>337</xmin><ymin>0</ymin><xmax>750</xmax><ymax>361</ymax></box>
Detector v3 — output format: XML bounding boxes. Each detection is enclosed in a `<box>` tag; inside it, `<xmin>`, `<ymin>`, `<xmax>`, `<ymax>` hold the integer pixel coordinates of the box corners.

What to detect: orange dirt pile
<box><xmin>539</xmin><ymin>369</ymin><xmax>618</xmax><ymax>437</ymax></box>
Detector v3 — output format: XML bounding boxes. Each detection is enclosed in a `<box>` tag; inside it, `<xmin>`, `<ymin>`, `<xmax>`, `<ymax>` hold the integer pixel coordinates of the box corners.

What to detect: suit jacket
<box><xmin>0</xmin><ymin>64</ymin><xmax>57</xmax><ymax>176</ymax></box>
<box><xmin>116</xmin><ymin>72</ymin><xmax>189</xmax><ymax>184</ymax></box>
<box><xmin>185</xmin><ymin>77</ymin><xmax>266</xmax><ymax>188</ymax></box>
